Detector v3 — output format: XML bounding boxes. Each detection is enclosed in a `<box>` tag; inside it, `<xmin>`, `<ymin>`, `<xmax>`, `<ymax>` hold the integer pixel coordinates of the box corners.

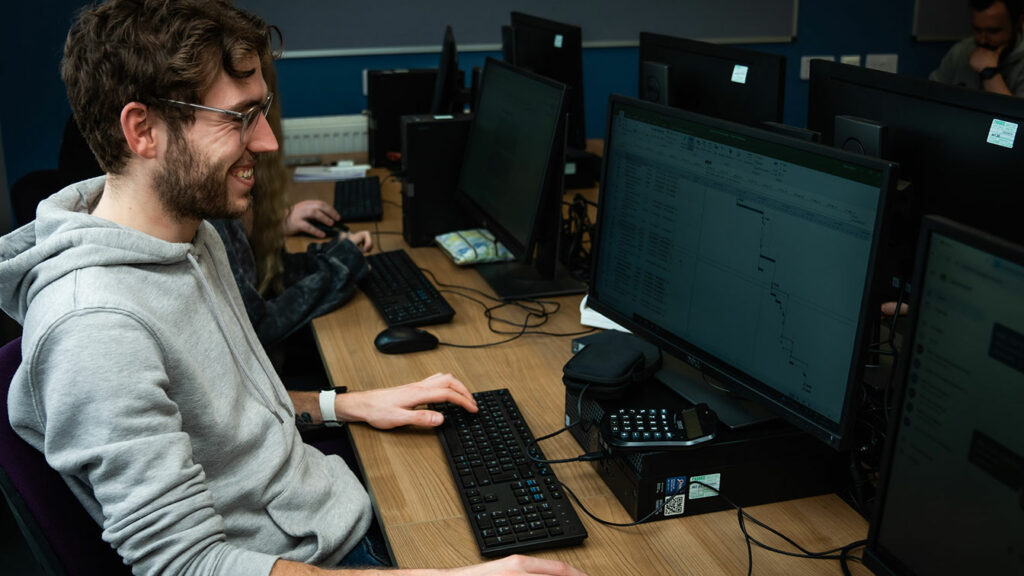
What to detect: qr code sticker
<box><xmin>663</xmin><ymin>475</ymin><xmax>687</xmax><ymax>517</ymax></box>
<box><xmin>663</xmin><ymin>494</ymin><xmax>686</xmax><ymax>516</ymax></box>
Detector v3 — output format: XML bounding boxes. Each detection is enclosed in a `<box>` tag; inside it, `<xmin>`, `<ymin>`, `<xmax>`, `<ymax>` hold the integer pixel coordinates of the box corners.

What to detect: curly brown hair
<box><xmin>249</xmin><ymin>55</ymin><xmax>289</xmax><ymax>295</ymax></box>
<box><xmin>62</xmin><ymin>0</ymin><xmax>274</xmax><ymax>174</ymax></box>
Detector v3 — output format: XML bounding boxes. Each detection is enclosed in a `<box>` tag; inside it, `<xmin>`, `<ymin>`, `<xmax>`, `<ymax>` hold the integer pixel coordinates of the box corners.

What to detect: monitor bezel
<box><xmin>588</xmin><ymin>94</ymin><xmax>897</xmax><ymax>450</ymax></box>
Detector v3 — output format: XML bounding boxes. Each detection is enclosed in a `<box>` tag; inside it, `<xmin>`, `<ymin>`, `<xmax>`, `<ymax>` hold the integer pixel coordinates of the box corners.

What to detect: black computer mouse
<box><xmin>373</xmin><ymin>326</ymin><xmax>439</xmax><ymax>354</ymax></box>
<box><xmin>308</xmin><ymin>220</ymin><xmax>348</xmax><ymax>237</ymax></box>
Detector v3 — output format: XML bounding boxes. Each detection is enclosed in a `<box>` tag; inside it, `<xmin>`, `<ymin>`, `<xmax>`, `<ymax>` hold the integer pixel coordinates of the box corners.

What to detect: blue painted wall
<box><xmin>2</xmin><ymin>1</ymin><xmax>954</xmax><ymax>191</ymax></box>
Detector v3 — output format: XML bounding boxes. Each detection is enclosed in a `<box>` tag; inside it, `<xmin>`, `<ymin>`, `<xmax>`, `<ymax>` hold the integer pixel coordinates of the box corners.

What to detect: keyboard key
<box><xmin>361</xmin><ymin>249</ymin><xmax>455</xmax><ymax>328</ymax></box>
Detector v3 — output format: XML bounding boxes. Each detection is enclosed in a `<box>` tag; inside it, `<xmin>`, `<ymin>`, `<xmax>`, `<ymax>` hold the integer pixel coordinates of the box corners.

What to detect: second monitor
<box><xmin>638</xmin><ymin>32</ymin><xmax>786</xmax><ymax>127</ymax></box>
<box><xmin>456</xmin><ymin>58</ymin><xmax>585</xmax><ymax>301</ymax></box>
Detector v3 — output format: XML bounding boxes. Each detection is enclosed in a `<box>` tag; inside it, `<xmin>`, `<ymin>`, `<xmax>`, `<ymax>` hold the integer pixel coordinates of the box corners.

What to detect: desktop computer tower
<box><xmin>564</xmin><ymin>147</ymin><xmax>600</xmax><ymax>190</ymax></box>
<box><xmin>563</xmin><ymin>378</ymin><xmax>847</xmax><ymax>522</ymax></box>
<box><xmin>400</xmin><ymin>114</ymin><xmax>476</xmax><ymax>246</ymax></box>
<box><xmin>367</xmin><ymin>69</ymin><xmax>439</xmax><ymax>169</ymax></box>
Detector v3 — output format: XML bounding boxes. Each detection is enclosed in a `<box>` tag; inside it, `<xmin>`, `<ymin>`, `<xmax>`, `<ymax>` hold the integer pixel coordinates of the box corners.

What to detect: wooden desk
<box><xmin>287</xmin><ymin>158</ymin><xmax>872</xmax><ymax>575</ymax></box>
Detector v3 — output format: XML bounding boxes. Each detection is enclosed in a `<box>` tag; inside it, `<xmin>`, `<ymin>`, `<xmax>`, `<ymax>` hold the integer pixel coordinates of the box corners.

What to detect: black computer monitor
<box><xmin>431</xmin><ymin>25</ymin><xmax>472</xmax><ymax>115</ymax></box>
<box><xmin>808</xmin><ymin>60</ymin><xmax>1024</xmax><ymax>253</ymax></box>
<box><xmin>638</xmin><ymin>32</ymin><xmax>785</xmax><ymax>127</ymax></box>
<box><xmin>456</xmin><ymin>58</ymin><xmax>585</xmax><ymax>301</ymax></box>
<box><xmin>587</xmin><ymin>95</ymin><xmax>897</xmax><ymax>450</ymax></box>
<box><xmin>503</xmin><ymin>12</ymin><xmax>587</xmax><ymax>151</ymax></box>
<box><xmin>863</xmin><ymin>215</ymin><xmax>1024</xmax><ymax>575</ymax></box>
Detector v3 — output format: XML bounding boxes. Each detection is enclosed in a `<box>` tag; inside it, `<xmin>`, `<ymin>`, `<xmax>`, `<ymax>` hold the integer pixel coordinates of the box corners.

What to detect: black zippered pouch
<box><xmin>562</xmin><ymin>331</ymin><xmax>662</xmax><ymax>399</ymax></box>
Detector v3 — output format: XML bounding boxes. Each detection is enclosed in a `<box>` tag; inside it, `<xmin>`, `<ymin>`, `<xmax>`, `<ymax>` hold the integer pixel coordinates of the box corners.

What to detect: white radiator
<box><xmin>281</xmin><ymin>114</ymin><xmax>368</xmax><ymax>156</ymax></box>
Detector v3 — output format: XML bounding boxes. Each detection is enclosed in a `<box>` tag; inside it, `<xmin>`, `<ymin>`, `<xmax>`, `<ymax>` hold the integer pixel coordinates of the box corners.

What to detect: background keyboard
<box><xmin>334</xmin><ymin>176</ymin><xmax>383</xmax><ymax>222</ymax></box>
<box><xmin>361</xmin><ymin>249</ymin><xmax>455</xmax><ymax>327</ymax></box>
<box><xmin>430</xmin><ymin>389</ymin><xmax>588</xmax><ymax>557</ymax></box>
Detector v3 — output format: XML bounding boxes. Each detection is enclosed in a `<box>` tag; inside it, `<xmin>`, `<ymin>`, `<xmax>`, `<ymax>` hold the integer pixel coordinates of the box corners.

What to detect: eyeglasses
<box><xmin>158</xmin><ymin>92</ymin><xmax>274</xmax><ymax>145</ymax></box>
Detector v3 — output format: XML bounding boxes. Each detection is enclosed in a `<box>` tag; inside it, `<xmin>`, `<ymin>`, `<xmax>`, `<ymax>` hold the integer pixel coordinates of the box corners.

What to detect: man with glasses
<box><xmin>0</xmin><ymin>1</ymin><xmax>585</xmax><ymax>575</ymax></box>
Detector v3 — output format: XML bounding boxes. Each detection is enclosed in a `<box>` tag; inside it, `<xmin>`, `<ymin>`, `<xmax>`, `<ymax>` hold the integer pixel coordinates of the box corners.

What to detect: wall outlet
<box><xmin>865</xmin><ymin>54</ymin><xmax>899</xmax><ymax>74</ymax></box>
<box><xmin>800</xmin><ymin>55</ymin><xmax>835</xmax><ymax>80</ymax></box>
<box><xmin>840</xmin><ymin>54</ymin><xmax>861</xmax><ymax>66</ymax></box>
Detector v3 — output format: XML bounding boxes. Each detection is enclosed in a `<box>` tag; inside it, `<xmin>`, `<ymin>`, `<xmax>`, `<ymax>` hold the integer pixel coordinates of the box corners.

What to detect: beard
<box><xmin>154</xmin><ymin>132</ymin><xmax>250</xmax><ymax>222</ymax></box>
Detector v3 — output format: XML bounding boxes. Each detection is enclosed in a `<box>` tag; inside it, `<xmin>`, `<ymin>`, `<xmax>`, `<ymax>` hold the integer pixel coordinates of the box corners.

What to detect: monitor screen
<box><xmin>587</xmin><ymin>95</ymin><xmax>895</xmax><ymax>449</ymax></box>
<box><xmin>638</xmin><ymin>32</ymin><xmax>785</xmax><ymax>127</ymax></box>
<box><xmin>456</xmin><ymin>58</ymin><xmax>584</xmax><ymax>300</ymax></box>
<box><xmin>864</xmin><ymin>216</ymin><xmax>1024</xmax><ymax>575</ymax></box>
<box><xmin>505</xmin><ymin>12</ymin><xmax>587</xmax><ymax>150</ymax></box>
<box><xmin>808</xmin><ymin>59</ymin><xmax>1024</xmax><ymax>249</ymax></box>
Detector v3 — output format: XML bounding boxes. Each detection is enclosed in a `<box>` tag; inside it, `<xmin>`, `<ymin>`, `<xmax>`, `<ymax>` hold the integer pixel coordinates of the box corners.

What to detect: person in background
<box><xmin>930</xmin><ymin>0</ymin><xmax>1024</xmax><ymax>96</ymax></box>
<box><xmin>211</xmin><ymin>56</ymin><xmax>371</xmax><ymax>387</ymax></box>
<box><xmin>0</xmin><ymin>1</ymin><xmax>587</xmax><ymax>575</ymax></box>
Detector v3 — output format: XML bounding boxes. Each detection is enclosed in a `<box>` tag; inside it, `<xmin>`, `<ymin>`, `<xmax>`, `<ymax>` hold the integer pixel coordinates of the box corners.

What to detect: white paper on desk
<box><xmin>579</xmin><ymin>294</ymin><xmax>631</xmax><ymax>332</ymax></box>
<box><xmin>292</xmin><ymin>165</ymin><xmax>369</xmax><ymax>182</ymax></box>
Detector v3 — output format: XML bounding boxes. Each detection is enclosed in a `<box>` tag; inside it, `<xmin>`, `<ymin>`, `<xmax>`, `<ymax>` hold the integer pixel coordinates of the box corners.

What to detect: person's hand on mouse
<box><xmin>284</xmin><ymin>200</ymin><xmax>341</xmax><ymax>238</ymax></box>
<box><xmin>334</xmin><ymin>372</ymin><xmax>478</xmax><ymax>429</ymax></box>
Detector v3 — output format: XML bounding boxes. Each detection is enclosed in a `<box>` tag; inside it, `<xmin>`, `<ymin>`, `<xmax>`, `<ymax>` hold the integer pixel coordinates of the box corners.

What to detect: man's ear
<box><xmin>120</xmin><ymin>102</ymin><xmax>159</xmax><ymax>160</ymax></box>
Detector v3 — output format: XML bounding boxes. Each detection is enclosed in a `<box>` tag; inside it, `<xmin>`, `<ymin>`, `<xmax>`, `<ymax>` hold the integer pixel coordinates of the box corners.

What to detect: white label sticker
<box><xmin>554</xmin><ymin>34</ymin><xmax>564</xmax><ymax>48</ymax></box>
<box><xmin>731</xmin><ymin>65</ymin><xmax>749</xmax><ymax>84</ymax></box>
<box><xmin>987</xmin><ymin>119</ymin><xmax>1018</xmax><ymax>149</ymax></box>
<box><xmin>564</xmin><ymin>161</ymin><xmax>577</xmax><ymax>175</ymax></box>
<box><xmin>664</xmin><ymin>476</ymin><xmax>687</xmax><ymax>516</ymax></box>
<box><xmin>689</xmin><ymin>473</ymin><xmax>721</xmax><ymax>499</ymax></box>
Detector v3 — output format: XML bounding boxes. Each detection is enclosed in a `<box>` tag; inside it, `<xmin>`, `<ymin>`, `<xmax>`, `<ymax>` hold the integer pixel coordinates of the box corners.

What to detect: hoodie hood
<box><xmin>0</xmin><ymin>177</ymin><xmax>194</xmax><ymax>323</ymax></box>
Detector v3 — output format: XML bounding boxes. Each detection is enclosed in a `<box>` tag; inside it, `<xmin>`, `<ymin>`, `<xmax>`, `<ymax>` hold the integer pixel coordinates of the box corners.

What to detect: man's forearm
<box><xmin>271</xmin><ymin>558</ymin><xmax>440</xmax><ymax>575</ymax></box>
<box><xmin>288</xmin><ymin>390</ymin><xmax>323</xmax><ymax>425</ymax></box>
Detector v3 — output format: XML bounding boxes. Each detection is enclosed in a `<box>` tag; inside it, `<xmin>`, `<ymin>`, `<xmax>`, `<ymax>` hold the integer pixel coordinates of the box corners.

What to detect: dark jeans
<box><xmin>338</xmin><ymin>532</ymin><xmax>392</xmax><ymax>567</ymax></box>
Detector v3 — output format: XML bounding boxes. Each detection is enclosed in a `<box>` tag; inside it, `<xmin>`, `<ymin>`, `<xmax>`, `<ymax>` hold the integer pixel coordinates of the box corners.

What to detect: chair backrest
<box><xmin>9</xmin><ymin>170</ymin><xmax>71</xmax><ymax>227</ymax></box>
<box><xmin>0</xmin><ymin>337</ymin><xmax>129</xmax><ymax>575</ymax></box>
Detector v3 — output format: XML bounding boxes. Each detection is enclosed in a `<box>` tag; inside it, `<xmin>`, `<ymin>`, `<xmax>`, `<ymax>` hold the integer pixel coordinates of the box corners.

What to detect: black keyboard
<box><xmin>334</xmin><ymin>176</ymin><xmax>382</xmax><ymax>222</ymax></box>
<box><xmin>361</xmin><ymin>249</ymin><xmax>455</xmax><ymax>327</ymax></box>
<box><xmin>430</xmin><ymin>389</ymin><xmax>588</xmax><ymax>557</ymax></box>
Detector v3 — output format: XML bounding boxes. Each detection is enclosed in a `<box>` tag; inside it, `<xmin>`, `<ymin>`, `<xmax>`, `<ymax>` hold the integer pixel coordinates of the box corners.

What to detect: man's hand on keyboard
<box><xmin>336</xmin><ymin>372</ymin><xmax>478</xmax><ymax>429</ymax></box>
<box><xmin>451</xmin><ymin>554</ymin><xmax>589</xmax><ymax>576</ymax></box>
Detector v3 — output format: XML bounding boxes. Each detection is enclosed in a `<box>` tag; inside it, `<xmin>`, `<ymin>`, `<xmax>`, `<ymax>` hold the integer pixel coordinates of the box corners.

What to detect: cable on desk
<box><xmin>685</xmin><ymin>480</ymin><xmax>868</xmax><ymax>576</ymax></box>
<box><xmin>416</xmin><ymin>267</ymin><xmax>597</xmax><ymax>348</ymax></box>
<box><xmin>556</xmin><ymin>477</ymin><xmax>687</xmax><ymax>528</ymax></box>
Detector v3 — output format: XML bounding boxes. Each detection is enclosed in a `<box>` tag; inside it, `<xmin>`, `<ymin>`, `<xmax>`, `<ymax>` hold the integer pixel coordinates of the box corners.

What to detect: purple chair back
<box><xmin>0</xmin><ymin>337</ymin><xmax>129</xmax><ymax>575</ymax></box>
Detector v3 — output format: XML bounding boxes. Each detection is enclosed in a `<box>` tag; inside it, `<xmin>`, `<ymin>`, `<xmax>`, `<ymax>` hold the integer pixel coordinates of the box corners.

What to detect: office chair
<box><xmin>9</xmin><ymin>116</ymin><xmax>103</xmax><ymax>227</ymax></box>
<box><xmin>0</xmin><ymin>337</ymin><xmax>129</xmax><ymax>576</ymax></box>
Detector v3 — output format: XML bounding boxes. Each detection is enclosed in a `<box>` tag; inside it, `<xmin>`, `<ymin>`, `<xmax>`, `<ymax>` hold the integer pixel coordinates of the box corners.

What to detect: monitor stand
<box><xmin>476</xmin><ymin>260</ymin><xmax>586</xmax><ymax>301</ymax></box>
<box><xmin>656</xmin><ymin>354</ymin><xmax>776</xmax><ymax>429</ymax></box>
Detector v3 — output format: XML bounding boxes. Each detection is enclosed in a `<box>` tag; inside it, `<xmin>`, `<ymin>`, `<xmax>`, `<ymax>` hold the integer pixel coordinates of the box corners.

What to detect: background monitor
<box><xmin>638</xmin><ymin>32</ymin><xmax>785</xmax><ymax>127</ymax></box>
<box><xmin>503</xmin><ymin>12</ymin><xmax>587</xmax><ymax>151</ymax></box>
<box><xmin>863</xmin><ymin>216</ymin><xmax>1024</xmax><ymax>575</ymax></box>
<box><xmin>456</xmin><ymin>58</ymin><xmax>585</xmax><ymax>300</ymax></box>
<box><xmin>431</xmin><ymin>26</ymin><xmax>472</xmax><ymax>114</ymax></box>
<box><xmin>808</xmin><ymin>59</ymin><xmax>1024</xmax><ymax>283</ymax></box>
<box><xmin>587</xmin><ymin>95</ymin><xmax>896</xmax><ymax>450</ymax></box>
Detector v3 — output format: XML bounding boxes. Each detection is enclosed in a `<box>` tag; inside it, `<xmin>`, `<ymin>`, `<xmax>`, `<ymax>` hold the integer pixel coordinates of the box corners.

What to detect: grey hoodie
<box><xmin>929</xmin><ymin>34</ymin><xmax>1024</xmax><ymax>95</ymax></box>
<box><xmin>0</xmin><ymin>178</ymin><xmax>371</xmax><ymax>575</ymax></box>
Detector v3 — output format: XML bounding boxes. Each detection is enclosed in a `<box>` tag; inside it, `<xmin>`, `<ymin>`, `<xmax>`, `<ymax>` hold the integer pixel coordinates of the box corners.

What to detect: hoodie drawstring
<box><xmin>187</xmin><ymin>252</ymin><xmax>285</xmax><ymax>424</ymax></box>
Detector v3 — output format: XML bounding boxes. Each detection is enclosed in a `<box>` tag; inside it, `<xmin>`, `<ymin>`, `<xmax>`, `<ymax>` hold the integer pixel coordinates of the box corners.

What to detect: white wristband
<box><xmin>319</xmin><ymin>389</ymin><xmax>343</xmax><ymax>427</ymax></box>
